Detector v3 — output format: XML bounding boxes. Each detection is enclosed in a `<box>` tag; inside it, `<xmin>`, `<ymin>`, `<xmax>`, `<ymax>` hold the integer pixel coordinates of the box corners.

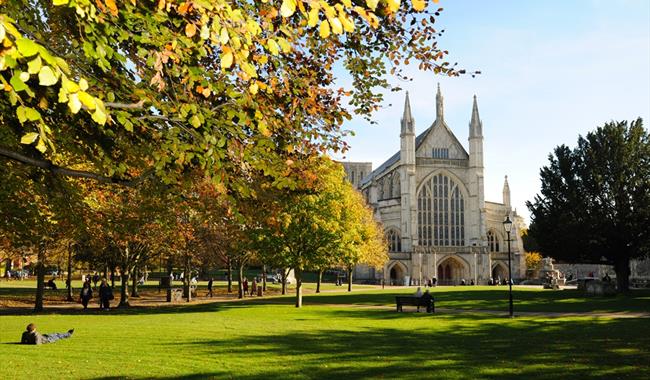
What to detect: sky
<box><xmin>333</xmin><ymin>0</ymin><xmax>650</xmax><ymax>224</ymax></box>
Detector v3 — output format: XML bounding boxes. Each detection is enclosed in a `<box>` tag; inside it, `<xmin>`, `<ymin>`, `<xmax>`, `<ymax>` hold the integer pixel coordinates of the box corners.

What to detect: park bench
<box><xmin>395</xmin><ymin>295</ymin><xmax>434</xmax><ymax>313</ymax></box>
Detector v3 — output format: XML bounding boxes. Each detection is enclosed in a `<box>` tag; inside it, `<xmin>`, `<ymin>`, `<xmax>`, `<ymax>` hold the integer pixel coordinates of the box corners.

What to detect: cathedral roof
<box><xmin>359</xmin><ymin>128</ymin><xmax>431</xmax><ymax>187</ymax></box>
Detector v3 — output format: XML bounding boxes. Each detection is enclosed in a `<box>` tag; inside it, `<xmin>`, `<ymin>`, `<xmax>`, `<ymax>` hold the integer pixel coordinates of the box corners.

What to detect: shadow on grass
<box><xmin>260</xmin><ymin>288</ymin><xmax>650</xmax><ymax>314</ymax></box>
<box><xmin>88</xmin><ymin>310</ymin><xmax>650</xmax><ymax>380</ymax></box>
<box><xmin>2</xmin><ymin>287</ymin><xmax>649</xmax><ymax>316</ymax></box>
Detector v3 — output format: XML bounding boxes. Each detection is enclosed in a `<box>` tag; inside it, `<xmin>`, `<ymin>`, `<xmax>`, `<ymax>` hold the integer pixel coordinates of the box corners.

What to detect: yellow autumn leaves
<box><xmin>0</xmin><ymin>15</ymin><xmax>107</xmax><ymax>153</ymax></box>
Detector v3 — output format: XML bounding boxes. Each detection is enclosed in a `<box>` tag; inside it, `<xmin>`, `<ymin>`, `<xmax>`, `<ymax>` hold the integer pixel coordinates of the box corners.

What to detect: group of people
<box><xmin>413</xmin><ymin>286</ymin><xmax>435</xmax><ymax>313</ymax></box>
<box><xmin>242</xmin><ymin>277</ymin><xmax>260</xmax><ymax>297</ymax></box>
<box><xmin>77</xmin><ymin>276</ymin><xmax>114</xmax><ymax>310</ymax></box>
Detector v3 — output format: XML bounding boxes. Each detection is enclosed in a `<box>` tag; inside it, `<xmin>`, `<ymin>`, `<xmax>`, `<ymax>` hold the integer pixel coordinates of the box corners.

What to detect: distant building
<box><xmin>340</xmin><ymin>162</ymin><xmax>372</xmax><ymax>189</ymax></box>
<box><xmin>342</xmin><ymin>85</ymin><xmax>526</xmax><ymax>285</ymax></box>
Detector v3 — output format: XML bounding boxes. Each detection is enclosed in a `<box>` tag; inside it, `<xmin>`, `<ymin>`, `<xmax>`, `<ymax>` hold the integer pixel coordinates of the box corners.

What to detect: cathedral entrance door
<box><xmin>492</xmin><ymin>264</ymin><xmax>508</xmax><ymax>284</ymax></box>
<box><xmin>389</xmin><ymin>263</ymin><xmax>406</xmax><ymax>286</ymax></box>
<box><xmin>436</xmin><ymin>257</ymin><xmax>466</xmax><ymax>286</ymax></box>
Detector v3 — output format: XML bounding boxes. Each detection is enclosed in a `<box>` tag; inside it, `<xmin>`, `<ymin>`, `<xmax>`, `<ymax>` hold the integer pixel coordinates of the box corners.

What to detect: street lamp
<box><xmin>503</xmin><ymin>215</ymin><xmax>514</xmax><ymax>318</ymax></box>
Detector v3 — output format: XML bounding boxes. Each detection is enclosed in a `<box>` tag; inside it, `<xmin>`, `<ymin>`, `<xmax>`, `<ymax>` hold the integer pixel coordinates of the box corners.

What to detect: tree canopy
<box><xmin>527</xmin><ymin>119</ymin><xmax>650</xmax><ymax>291</ymax></box>
<box><xmin>0</xmin><ymin>0</ymin><xmax>466</xmax><ymax>193</ymax></box>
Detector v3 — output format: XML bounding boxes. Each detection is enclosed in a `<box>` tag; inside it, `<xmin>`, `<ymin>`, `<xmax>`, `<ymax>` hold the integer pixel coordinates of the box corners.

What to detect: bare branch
<box><xmin>0</xmin><ymin>146</ymin><xmax>151</xmax><ymax>186</ymax></box>
<box><xmin>105</xmin><ymin>100</ymin><xmax>146</xmax><ymax>109</ymax></box>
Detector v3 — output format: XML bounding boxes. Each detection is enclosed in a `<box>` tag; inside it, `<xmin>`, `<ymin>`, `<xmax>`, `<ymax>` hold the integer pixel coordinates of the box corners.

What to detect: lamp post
<box><xmin>503</xmin><ymin>215</ymin><xmax>514</xmax><ymax>318</ymax></box>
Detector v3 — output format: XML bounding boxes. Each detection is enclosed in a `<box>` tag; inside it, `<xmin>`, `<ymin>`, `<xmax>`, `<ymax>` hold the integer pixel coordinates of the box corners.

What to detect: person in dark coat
<box><xmin>79</xmin><ymin>281</ymin><xmax>93</xmax><ymax>310</ymax></box>
<box><xmin>21</xmin><ymin>323</ymin><xmax>73</xmax><ymax>344</ymax></box>
<box><xmin>421</xmin><ymin>290</ymin><xmax>434</xmax><ymax>313</ymax></box>
<box><xmin>207</xmin><ymin>278</ymin><xmax>214</xmax><ymax>297</ymax></box>
<box><xmin>46</xmin><ymin>278</ymin><xmax>57</xmax><ymax>290</ymax></box>
<box><xmin>98</xmin><ymin>278</ymin><xmax>113</xmax><ymax>310</ymax></box>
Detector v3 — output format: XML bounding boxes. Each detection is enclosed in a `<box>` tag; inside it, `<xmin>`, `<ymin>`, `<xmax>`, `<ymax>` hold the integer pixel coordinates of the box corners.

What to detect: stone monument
<box><xmin>540</xmin><ymin>257</ymin><xmax>565</xmax><ymax>289</ymax></box>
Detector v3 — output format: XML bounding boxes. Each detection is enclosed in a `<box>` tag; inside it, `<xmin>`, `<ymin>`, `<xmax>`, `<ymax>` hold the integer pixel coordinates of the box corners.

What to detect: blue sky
<box><xmin>334</xmin><ymin>0</ymin><xmax>650</xmax><ymax>224</ymax></box>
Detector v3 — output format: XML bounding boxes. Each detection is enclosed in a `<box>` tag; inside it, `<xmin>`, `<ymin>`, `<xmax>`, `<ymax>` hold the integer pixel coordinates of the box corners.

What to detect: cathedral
<box><xmin>341</xmin><ymin>85</ymin><xmax>527</xmax><ymax>285</ymax></box>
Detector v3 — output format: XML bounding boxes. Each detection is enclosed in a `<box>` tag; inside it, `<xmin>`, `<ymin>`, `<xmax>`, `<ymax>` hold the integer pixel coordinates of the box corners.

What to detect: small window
<box><xmin>432</xmin><ymin>148</ymin><xmax>449</xmax><ymax>159</ymax></box>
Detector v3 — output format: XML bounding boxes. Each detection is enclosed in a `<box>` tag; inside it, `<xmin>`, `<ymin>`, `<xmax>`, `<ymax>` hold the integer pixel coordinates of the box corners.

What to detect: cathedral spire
<box><xmin>401</xmin><ymin>91</ymin><xmax>414</xmax><ymax>134</ymax></box>
<box><xmin>503</xmin><ymin>175</ymin><xmax>511</xmax><ymax>207</ymax></box>
<box><xmin>436</xmin><ymin>83</ymin><xmax>444</xmax><ymax>122</ymax></box>
<box><xmin>469</xmin><ymin>95</ymin><xmax>483</xmax><ymax>137</ymax></box>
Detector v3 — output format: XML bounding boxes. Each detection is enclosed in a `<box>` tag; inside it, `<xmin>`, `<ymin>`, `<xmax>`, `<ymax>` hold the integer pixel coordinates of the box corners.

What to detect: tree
<box><xmin>256</xmin><ymin>157</ymin><xmax>387</xmax><ymax>306</ymax></box>
<box><xmin>1</xmin><ymin>0</ymin><xmax>470</xmax><ymax>193</ymax></box>
<box><xmin>527</xmin><ymin>119</ymin><xmax>650</xmax><ymax>291</ymax></box>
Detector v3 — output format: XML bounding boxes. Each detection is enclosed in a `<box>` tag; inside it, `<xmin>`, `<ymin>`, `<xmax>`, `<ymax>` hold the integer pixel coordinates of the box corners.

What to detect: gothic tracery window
<box><xmin>387</xmin><ymin>229</ymin><xmax>401</xmax><ymax>252</ymax></box>
<box><xmin>392</xmin><ymin>172</ymin><xmax>400</xmax><ymax>198</ymax></box>
<box><xmin>487</xmin><ymin>230</ymin><xmax>500</xmax><ymax>252</ymax></box>
<box><xmin>417</xmin><ymin>173</ymin><xmax>465</xmax><ymax>246</ymax></box>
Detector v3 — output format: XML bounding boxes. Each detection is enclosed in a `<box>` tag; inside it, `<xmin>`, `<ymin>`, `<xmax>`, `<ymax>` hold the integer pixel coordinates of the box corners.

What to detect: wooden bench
<box><xmin>395</xmin><ymin>295</ymin><xmax>434</xmax><ymax>313</ymax></box>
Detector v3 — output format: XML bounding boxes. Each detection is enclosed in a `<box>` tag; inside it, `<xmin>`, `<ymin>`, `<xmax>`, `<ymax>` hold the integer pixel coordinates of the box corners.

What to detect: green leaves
<box><xmin>16</xmin><ymin>106</ymin><xmax>41</xmax><ymax>123</ymax></box>
<box><xmin>38</xmin><ymin>65</ymin><xmax>58</xmax><ymax>86</ymax></box>
<box><xmin>20</xmin><ymin>132</ymin><xmax>39</xmax><ymax>144</ymax></box>
<box><xmin>9</xmin><ymin>73</ymin><xmax>27</xmax><ymax>91</ymax></box>
<box><xmin>16</xmin><ymin>38</ymin><xmax>39</xmax><ymax>57</ymax></box>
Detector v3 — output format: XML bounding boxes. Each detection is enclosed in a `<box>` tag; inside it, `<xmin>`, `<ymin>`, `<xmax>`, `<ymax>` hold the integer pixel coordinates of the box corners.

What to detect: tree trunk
<box><xmin>110</xmin><ymin>267</ymin><xmax>115</xmax><ymax>288</ymax></box>
<box><xmin>66</xmin><ymin>242</ymin><xmax>74</xmax><ymax>302</ymax></box>
<box><xmin>614</xmin><ymin>255</ymin><xmax>631</xmax><ymax>292</ymax></box>
<box><xmin>281</xmin><ymin>269</ymin><xmax>288</xmax><ymax>295</ymax></box>
<box><xmin>131</xmin><ymin>265</ymin><xmax>139</xmax><ymax>297</ymax></box>
<box><xmin>227</xmin><ymin>257</ymin><xmax>233</xmax><ymax>293</ymax></box>
<box><xmin>166</xmin><ymin>258</ymin><xmax>173</xmax><ymax>302</ymax></box>
<box><xmin>237</xmin><ymin>264</ymin><xmax>244</xmax><ymax>299</ymax></box>
<box><xmin>184</xmin><ymin>254</ymin><xmax>192</xmax><ymax>302</ymax></box>
<box><xmin>34</xmin><ymin>242</ymin><xmax>46</xmax><ymax>312</ymax></box>
<box><xmin>295</xmin><ymin>267</ymin><xmax>303</xmax><ymax>308</ymax></box>
<box><xmin>347</xmin><ymin>266</ymin><xmax>353</xmax><ymax>292</ymax></box>
<box><xmin>316</xmin><ymin>269</ymin><xmax>323</xmax><ymax>293</ymax></box>
<box><xmin>262</xmin><ymin>264</ymin><xmax>267</xmax><ymax>292</ymax></box>
<box><xmin>119</xmin><ymin>270</ymin><xmax>130</xmax><ymax>307</ymax></box>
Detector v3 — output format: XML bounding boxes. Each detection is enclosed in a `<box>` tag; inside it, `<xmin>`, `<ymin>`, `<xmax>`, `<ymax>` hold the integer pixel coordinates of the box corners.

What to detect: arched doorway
<box><xmin>436</xmin><ymin>257</ymin><xmax>467</xmax><ymax>285</ymax></box>
<box><xmin>389</xmin><ymin>262</ymin><xmax>406</xmax><ymax>286</ymax></box>
<box><xmin>492</xmin><ymin>263</ymin><xmax>508</xmax><ymax>284</ymax></box>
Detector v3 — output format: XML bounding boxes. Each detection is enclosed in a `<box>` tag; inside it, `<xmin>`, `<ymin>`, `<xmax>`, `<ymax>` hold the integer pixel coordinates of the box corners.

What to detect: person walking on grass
<box><xmin>98</xmin><ymin>278</ymin><xmax>113</xmax><ymax>310</ymax></box>
<box><xmin>251</xmin><ymin>278</ymin><xmax>257</xmax><ymax>296</ymax></box>
<box><xmin>243</xmin><ymin>277</ymin><xmax>248</xmax><ymax>297</ymax></box>
<box><xmin>21</xmin><ymin>323</ymin><xmax>74</xmax><ymax>345</ymax></box>
<box><xmin>207</xmin><ymin>277</ymin><xmax>214</xmax><ymax>297</ymax></box>
<box><xmin>79</xmin><ymin>281</ymin><xmax>93</xmax><ymax>310</ymax></box>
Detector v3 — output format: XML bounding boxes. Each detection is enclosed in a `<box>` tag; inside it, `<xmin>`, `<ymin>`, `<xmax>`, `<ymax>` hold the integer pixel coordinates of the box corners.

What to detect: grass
<box><xmin>1</xmin><ymin>286</ymin><xmax>649</xmax><ymax>379</ymax></box>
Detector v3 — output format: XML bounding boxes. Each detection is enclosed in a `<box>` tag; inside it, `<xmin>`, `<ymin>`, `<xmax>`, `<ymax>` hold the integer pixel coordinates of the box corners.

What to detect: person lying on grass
<box><xmin>20</xmin><ymin>323</ymin><xmax>74</xmax><ymax>345</ymax></box>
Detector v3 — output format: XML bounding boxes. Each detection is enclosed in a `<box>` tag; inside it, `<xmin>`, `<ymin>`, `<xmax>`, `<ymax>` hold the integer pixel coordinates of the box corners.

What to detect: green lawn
<box><xmin>1</xmin><ymin>287</ymin><xmax>649</xmax><ymax>379</ymax></box>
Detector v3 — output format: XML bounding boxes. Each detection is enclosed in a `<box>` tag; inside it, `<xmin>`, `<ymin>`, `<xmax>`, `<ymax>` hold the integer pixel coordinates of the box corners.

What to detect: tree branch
<box><xmin>0</xmin><ymin>146</ymin><xmax>151</xmax><ymax>186</ymax></box>
<box><xmin>105</xmin><ymin>100</ymin><xmax>146</xmax><ymax>109</ymax></box>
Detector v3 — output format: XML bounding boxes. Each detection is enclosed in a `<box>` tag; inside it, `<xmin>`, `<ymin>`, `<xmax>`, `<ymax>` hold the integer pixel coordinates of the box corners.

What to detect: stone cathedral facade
<box><xmin>343</xmin><ymin>85</ymin><xmax>527</xmax><ymax>285</ymax></box>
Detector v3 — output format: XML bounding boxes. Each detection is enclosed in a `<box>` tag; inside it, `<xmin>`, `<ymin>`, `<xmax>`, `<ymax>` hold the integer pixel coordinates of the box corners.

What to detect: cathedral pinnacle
<box><xmin>469</xmin><ymin>94</ymin><xmax>483</xmax><ymax>138</ymax></box>
<box><xmin>436</xmin><ymin>83</ymin><xmax>444</xmax><ymax>121</ymax></box>
<box><xmin>401</xmin><ymin>91</ymin><xmax>414</xmax><ymax>134</ymax></box>
<box><xmin>503</xmin><ymin>175</ymin><xmax>511</xmax><ymax>207</ymax></box>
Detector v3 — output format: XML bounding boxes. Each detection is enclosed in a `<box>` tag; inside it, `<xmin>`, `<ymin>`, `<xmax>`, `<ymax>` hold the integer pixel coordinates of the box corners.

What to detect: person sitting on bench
<box><xmin>21</xmin><ymin>323</ymin><xmax>74</xmax><ymax>345</ymax></box>
<box><xmin>46</xmin><ymin>278</ymin><xmax>58</xmax><ymax>290</ymax></box>
<box><xmin>421</xmin><ymin>290</ymin><xmax>433</xmax><ymax>313</ymax></box>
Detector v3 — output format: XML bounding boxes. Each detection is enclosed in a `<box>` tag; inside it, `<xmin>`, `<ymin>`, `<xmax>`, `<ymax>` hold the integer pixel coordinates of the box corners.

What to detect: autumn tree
<box><xmin>1</xmin><ymin>0</ymin><xmax>468</xmax><ymax>194</ymax></box>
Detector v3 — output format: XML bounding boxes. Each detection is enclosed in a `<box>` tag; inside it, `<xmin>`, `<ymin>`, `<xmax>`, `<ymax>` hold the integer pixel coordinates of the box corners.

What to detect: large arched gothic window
<box><xmin>487</xmin><ymin>230</ymin><xmax>500</xmax><ymax>252</ymax></box>
<box><xmin>387</xmin><ymin>229</ymin><xmax>401</xmax><ymax>252</ymax></box>
<box><xmin>417</xmin><ymin>174</ymin><xmax>465</xmax><ymax>246</ymax></box>
<box><xmin>383</xmin><ymin>176</ymin><xmax>391</xmax><ymax>199</ymax></box>
<box><xmin>392</xmin><ymin>173</ymin><xmax>400</xmax><ymax>198</ymax></box>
